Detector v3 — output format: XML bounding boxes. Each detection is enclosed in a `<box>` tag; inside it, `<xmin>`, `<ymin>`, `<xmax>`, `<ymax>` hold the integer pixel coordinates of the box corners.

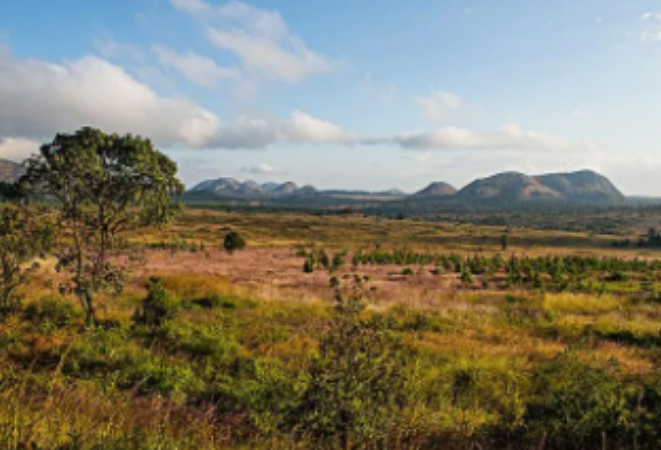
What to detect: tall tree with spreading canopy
<box><xmin>20</xmin><ymin>127</ymin><xmax>184</xmax><ymax>323</ymax></box>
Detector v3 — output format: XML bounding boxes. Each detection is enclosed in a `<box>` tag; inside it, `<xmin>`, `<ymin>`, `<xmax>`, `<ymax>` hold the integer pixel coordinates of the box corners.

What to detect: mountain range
<box><xmin>0</xmin><ymin>159</ymin><xmax>627</xmax><ymax>206</ymax></box>
<box><xmin>188</xmin><ymin>178</ymin><xmax>406</xmax><ymax>199</ymax></box>
<box><xmin>189</xmin><ymin>170</ymin><xmax>626</xmax><ymax>206</ymax></box>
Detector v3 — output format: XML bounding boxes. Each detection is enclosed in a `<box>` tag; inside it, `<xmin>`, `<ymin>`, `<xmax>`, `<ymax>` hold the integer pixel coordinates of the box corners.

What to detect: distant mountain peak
<box><xmin>412</xmin><ymin>182</ymin><xmax>457</xmax><ymax>198</ymax></box>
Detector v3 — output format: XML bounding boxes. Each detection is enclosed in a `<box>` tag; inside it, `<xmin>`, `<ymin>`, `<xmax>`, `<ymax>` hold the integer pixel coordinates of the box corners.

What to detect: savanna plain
<box><xmin>6</xmin><ymin>207</ymin><xmax>661</xmax><ymax>449</ymax></box>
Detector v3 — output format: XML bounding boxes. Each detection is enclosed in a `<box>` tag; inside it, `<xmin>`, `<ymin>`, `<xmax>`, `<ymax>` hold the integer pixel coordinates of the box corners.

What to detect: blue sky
<box><xmin>1</xmin><ymin>0</ymin><xmax>660</xmax><ymax>194</ymax></box>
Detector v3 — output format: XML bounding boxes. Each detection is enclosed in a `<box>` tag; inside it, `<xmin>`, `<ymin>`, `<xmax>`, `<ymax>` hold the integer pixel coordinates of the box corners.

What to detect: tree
<box><xmin>223</xmin><ymin>231</ymin><xmax>247</xmax><ymax>254</ymax></box>
<box><xmin>0</xmin><ymin>206</ymin><xmax>55</xmax><ymax>315</ymax></box>
<box><xmin>20</xmin><ymin>128</ymin><xmax>183</xmax><ymax>324</ymax></box>
<box><xmin>501</xmin><ymin>233</ymin><xmax>510</xmax><ymax>251</ymax></box>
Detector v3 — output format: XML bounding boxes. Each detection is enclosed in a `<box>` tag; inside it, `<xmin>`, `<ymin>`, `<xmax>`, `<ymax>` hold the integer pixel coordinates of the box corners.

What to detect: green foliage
<box><xmin>134</xmin><ymin>277</ymin><xmax>179</xmax><ymax>327</ymax></box>
<box><xmin>460</xmin><ymin>268</ymin><xmax>474</xmax><ymax>286</ymax></box>
<box><xmin>292</xmin><ymin>279</ymin><xmax>412</xmax><ymax>447</ymax></box>
<box><xmin>223</xmin><ymin>231</ymin><xmax>247</xmax><ymax>254</ymax></box>
<box><xmin>21</xmin><ymin>127</ymin><xmax>184</xmax><ymax>323</ymax></box>
<box><xmin>0</xmin><ymin>206</ymin><xmax>55</xmax><ymax>316</ymax></box>
<box><xmin>526</xmin><ymin>351</ymin><xmax>631</xmax><ymax>447</ymax></box>
<box><xmin>303</xmin><ymin>257</ymin><xmax>315</xmax><ymax>273</ymax></box>
<box><xmin>25</xmin><ymin>296</ymin><xmax>83</xmax><ymax>329</ymax></box>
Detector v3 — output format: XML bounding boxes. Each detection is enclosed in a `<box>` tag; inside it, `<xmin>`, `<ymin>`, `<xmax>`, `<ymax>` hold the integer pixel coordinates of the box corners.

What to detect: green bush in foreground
<box><xmin>133</xmin><ymin>277</ymin><xmax>179</xmax><ymax>327</ymax></box>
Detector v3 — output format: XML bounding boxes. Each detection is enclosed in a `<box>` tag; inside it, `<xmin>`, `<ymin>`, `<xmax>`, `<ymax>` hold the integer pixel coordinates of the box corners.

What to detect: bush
<box><xmin>25</xmin><ymin>296</ymin><xmax>83</xmax><ymax>328</ymax></box>
<box><xmin>526</xmin><ymin>351</ymin><xmax>631</xmax><ymax>447</ymax></box>
<box><xmin>223</xmin><ymin>232</ymin><xmax>247</xmax><ymax>254</ymax></box>
<box><xmin>192</xmin><ymin>293</ymin><xmax>236</xmax><ymax>310</ymax></box>
<box><xmin>134</xmin><ymin>277</ymin><xmax>179</xmax><ymax>327</ymax></box>
<box><xmin>291</xmin><ymin>294</ymin><xmax>413</xmax><ymax>447</ymax></box>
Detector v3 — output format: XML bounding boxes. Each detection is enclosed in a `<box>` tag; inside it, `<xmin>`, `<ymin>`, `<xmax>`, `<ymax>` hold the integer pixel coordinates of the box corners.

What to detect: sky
<box><xmin>0</xmin><ymin>0</ymin><xmax>660</xmax><ymax>195</ymax></box>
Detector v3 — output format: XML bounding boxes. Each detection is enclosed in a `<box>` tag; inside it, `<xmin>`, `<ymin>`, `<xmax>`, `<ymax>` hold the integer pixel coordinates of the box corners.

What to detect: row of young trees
<box><xmin>0</xmin><ymin>127</ymin><xmax>183</xmax><ymax>324</ymax></box>
<box><xmin>352</xmin><ymin>248</ymin><xmax>661</xmax><ymax>276</ymax></box>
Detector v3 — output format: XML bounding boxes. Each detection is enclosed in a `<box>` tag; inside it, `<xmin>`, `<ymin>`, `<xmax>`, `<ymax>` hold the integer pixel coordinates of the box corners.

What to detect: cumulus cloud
<box><xmin>210</xmin><ymin>110</ymin><xmax>357</xmax><ymax>149</ymax></box>
<box><xmin>0</xmin><ymin>137</ymin><xmax>40</xmax><ymax>160</ymax></box>
<box><xmin>154</xmin><ymin>45</ymin><xmax>240</xmax><ymax>88</ymax></box>
<box><xmin>0</xmin><ymin>48</ymin><xmax>220</xmax><ymax>148</ymax></box>
<box><xmin>393</xmin><ymin>123</ymin><xmax>593</xmax><ymax>152</ymax></box>
<box><xmin>416</xmin><ymin>89</ymin><xmax>465</xmax><ymax>123</ymax></box>
<box><xmin>170</xmin><ymin>0</ymin><xmax>332</xmax><ymax>83</ymax></box>
<box><xmin>241</xmin><ymin>163</ymin><xmax>285</xmax><ymax>174</ymax></box>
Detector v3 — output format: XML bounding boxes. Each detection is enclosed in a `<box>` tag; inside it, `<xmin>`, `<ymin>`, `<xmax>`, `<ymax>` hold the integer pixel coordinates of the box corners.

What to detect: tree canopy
<box><xmin>20</xmin><ymin>127</ymin><xmax>184</xmax><ymax>322</ymax></box>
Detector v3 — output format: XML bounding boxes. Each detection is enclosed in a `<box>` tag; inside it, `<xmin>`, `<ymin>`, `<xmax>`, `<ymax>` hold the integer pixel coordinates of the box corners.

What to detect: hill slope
<box><xmin>455</xmin><ymin>172</ymin><xmax>563</xmax><ymax>203</ymax></box>
<box><xmin>534</xmin><ymin>170</ymin><xmax>625</xmax><ymax>204</ymax></box>
<box><xmin>412</xmin><ymin>182</ymin><xmax>458</xmax><ymax>199</ymax></box>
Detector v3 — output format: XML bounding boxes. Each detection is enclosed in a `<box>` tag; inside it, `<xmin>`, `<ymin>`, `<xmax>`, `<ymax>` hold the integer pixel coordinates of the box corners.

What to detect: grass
<box><xmin>4</xmin><ymin>208</ymin><xmax>661</xmax><ymax>448</ymax></box>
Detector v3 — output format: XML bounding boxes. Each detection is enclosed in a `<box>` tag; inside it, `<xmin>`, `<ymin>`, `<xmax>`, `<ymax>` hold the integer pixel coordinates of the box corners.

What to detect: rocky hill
<box><xmin>188</xmin><ymin>178</ymin><xmax>317</xmax><ymax>198</ymax></box>
<box><xmin>0</xmin><ymin>159</ymin><xmax>21</xmax><ymax>183</ymax></box>
<box><xmin>188</xmin><ymin>177</ymin><xmax>406</xmax><ymax>200</ymax></box>
<box><xmin>412</xmin><ymin>182</ymin><xmax>457</xmax><ymax>199</ymax></box>
<box><xmin>534</xmin><ymin>170</ymin><xmax>625</xmax><ymax>204</ymax></box>
<box><xmin>455</xmin><ymin>172</ymin><xmax>563</xmax><ymax>203</ymax></box>
<box><xmin>411</xmin><ymin>170</ymin><xmax>625</xmax><ymax>206</ymax></box>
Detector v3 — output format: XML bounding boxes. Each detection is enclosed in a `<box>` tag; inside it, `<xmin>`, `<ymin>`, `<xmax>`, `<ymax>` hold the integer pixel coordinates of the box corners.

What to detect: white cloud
<box><xmin>642</xmin><ymin>11</ymin><xmax>661</xmax><ymax>21</ymax></box>
<box><xmin>0</xmin><ymin>137</ymin><xmax>40</xmax><ymax>160</ymax></box>
<box><xmin>641</xmin><ymin>11</ymin><xmax>661</xmax><ymax>43</ymax></box>
<box><xmin>0</xmin><ymin>48</ymin><xmax>220</xmax><ymax>148</ymax></box>
<box><xmin>154</xmin><ymin>45</ymin><xmax>239</xmax><ymax>88</ymax></box>
<box><xmin>394</xmin><ymin>123</ymin><xmax>594</xmax><ymax>152</ymax></box>
<box><xmin>241</xmin><ymin>163</ymin><xmax>285</xmax><ymax>174</ymax></box>
<box><xmin>210</xmin><ymin>110</ymin><xmax>356</xmax><ymax>149</ymax></box>
<box><xmin>416</xmin><ymin>89</ymin><xmax>465</xmax><ymax>124</ymax></box>
<box><xmin>170</xmin><ymin>0</ymin><xmax>332</xmax><ymax>83</ymax></box>
<box><xmin>285</xmin><ymin>111</ymin><xmax>354</xmax><ymax>143</ymax></box>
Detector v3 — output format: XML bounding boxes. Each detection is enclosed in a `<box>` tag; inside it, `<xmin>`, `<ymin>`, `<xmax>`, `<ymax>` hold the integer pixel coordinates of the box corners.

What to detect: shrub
<box><xmin>291</xmin><ymin>292</ymin><xmax>413</xmax><ymax>447</ymax></box>
<box><xmin>303</xmin><ymin>257</ymin><xmax>315</xmax><ymax>274</ymax></box>
<box><xmin>192</xmin><ymin>293</ymin><xmax>236</xmax><ymax>310</ymax></box>
<box><xmin>25</xmin><ymin>296</ymin><xmax>83</xmax><ymax>328</ymax></box>
<box><xmin>223</xmin><ymin>232</ymin><xmax>247</xmax><ymax>254</ymax></box>
<box><xmin>161</xmin><ymin>321</ymin><xmax>236</xmax><ymax>361</ymax></box>
<box><xmin>526</xmin><ymin>351</ymin><xmax>631</xmax><ymax>447</ymax></box>
<box><xmin>134</xmin><ymin>277</ymin><xmax>179</xmax><ymax>327</ymax></box>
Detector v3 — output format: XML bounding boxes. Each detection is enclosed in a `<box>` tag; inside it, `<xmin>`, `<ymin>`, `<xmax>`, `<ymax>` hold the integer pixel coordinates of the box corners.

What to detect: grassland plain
<box><xmin>4</xmin><ymin>209</ymin><xmax>661</xmax><ymax>449</ymax></box>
